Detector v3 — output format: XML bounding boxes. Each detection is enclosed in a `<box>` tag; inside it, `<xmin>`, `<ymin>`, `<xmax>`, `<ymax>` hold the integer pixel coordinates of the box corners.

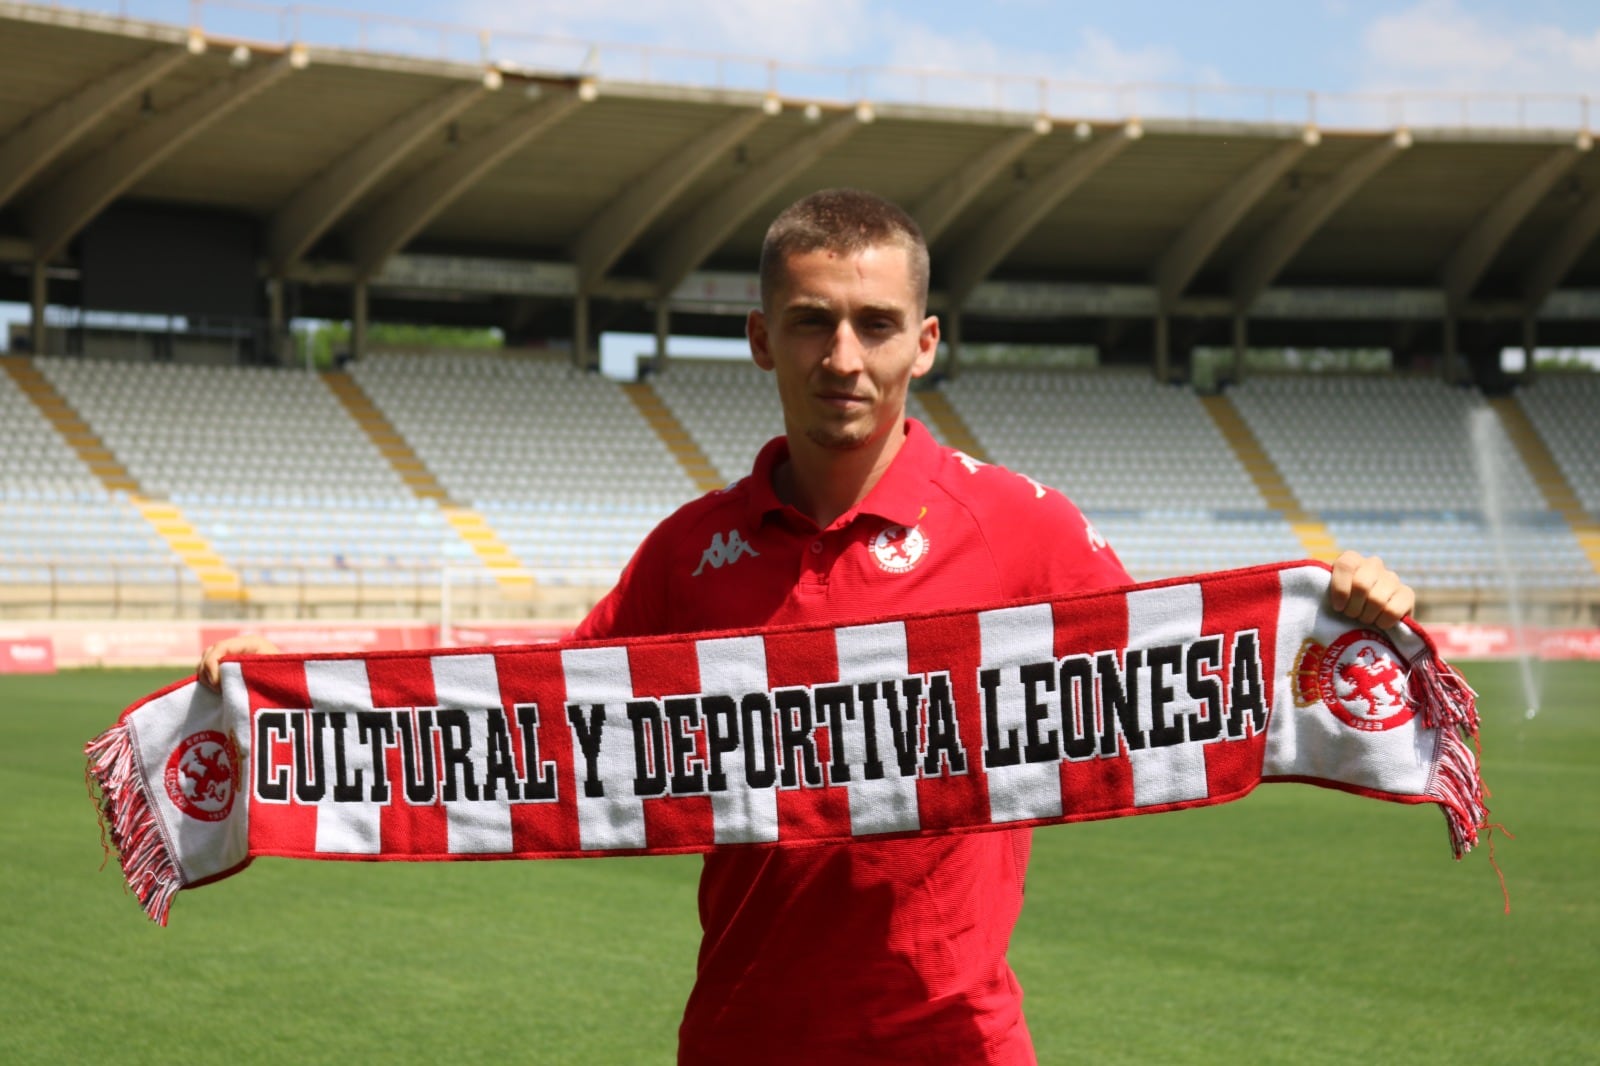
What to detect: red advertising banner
<box><xmin>0</xmin><ymin>638</ymin><xmax>56</xmax><ymax>674</ymax></box>
<box><xmin>442</xmin><ymin>622</ymin><xmax>575</xmax><ymax>647</ymax></box>
<box><xmin>198</xmin><ymin>624</ymin><xmax>441</xmax><ymax>656</ymax></box>
<box><xmin>1429</xmin><ymin>624</ymin><xmax>1600</xmax><ymax>662</ymax></box>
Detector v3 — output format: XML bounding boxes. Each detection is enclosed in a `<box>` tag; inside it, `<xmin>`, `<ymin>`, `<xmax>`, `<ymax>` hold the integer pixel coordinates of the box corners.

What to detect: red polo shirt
<box><xmin>576</xmin><ymin>419</ymin><xmax>1130</xmax><ymax>1065</ymax></box>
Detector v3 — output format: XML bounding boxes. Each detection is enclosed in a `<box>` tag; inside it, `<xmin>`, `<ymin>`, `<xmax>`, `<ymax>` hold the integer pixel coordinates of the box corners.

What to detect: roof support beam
<box><xmin>910</xmin><ymin>128</ymin><xmax>1041</xmax><ymax>243</ymax></box>
<box><xmin>0</xmin><ymin>42</ymin><xmax>198</xmax><ymax>212</ymax></box>
<box><xmin>650</xmin><ymin>113</ymin><xmax>861</xmax><ymax>297</ymax></box>
<box><xmin>1229</xmin><ymin>135</ymin><xmax>1404</xmax><ymax>313</ymax></box>
<box><xmin>26</xmin><ymin>51</ymin><xmax>298</xmax><ymax>263</ymax></box>
<box><xmin>348</xmin><ymin>90</ymin><xmax>583</xmax><ymax>279</ymax></box>
<box><xmin>268</xmin><ymin>82</ymin><xmax>487</xmax><ymax>275</ymax></box>
<box><xmin>943</xmin><ymin>126</ymin><xmax>1137</xmax><ymax>307</ymax></box>
<box><xmin>1154</xmin><ymin>139</ymin><xmax>1309</xmax><ymax>308</ymax></box>
<box><xmin>1521</xmin><ymin>188</ymin><xmax>1600</xmax><ymax>315</ymax></box>
<box><xmin>574</xmin><ymin>108</ymin><xmax>771</xmax><ymax>292</ymax></box>
<box><xmin>1441</xmin><ymin>145</ymin><xmax>1584</xmax><ymax>308</ymax></box>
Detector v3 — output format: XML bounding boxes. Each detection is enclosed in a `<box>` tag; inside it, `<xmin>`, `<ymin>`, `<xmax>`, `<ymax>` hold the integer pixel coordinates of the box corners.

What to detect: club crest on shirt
<box><xmin>869</xmin><ymin>524</ymin><xmax>928</xmax><ymax>574</ymax></box>
<box><xmin>164</xmin><ymin>730</ymin><xmax>239</xmax><ymax>821</ymax></box>
<box><xmin>1293</xmin><ymin>630</ymin><xmax>1415</xmax><ymax>732</ymax></box>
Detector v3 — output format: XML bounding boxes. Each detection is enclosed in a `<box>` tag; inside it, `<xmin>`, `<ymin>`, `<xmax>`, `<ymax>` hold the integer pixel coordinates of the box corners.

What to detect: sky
<box><xmin>294</xmin><ymin>0</ymin><xmax>1600</xmax><ymax>98</ymax></box>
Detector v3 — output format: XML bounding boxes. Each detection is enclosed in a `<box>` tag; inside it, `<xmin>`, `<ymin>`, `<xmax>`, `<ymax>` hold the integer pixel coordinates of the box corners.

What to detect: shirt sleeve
<box><xmin>989</xmin><ymin>480</ymin><xmax>1132</xmax><ymax>599</ymax></box>
<box><xmin>572</xmin><ymin>529</ymin><xmax>671</xmax><ymax>641</ymax></box>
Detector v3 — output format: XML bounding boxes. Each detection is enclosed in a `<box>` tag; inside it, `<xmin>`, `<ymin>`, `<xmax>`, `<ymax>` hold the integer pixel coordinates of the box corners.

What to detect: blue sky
<box><xmin>271</xmin><ymin>0</ymin><xmax>1600</xmax><ymax>96</ymax></box>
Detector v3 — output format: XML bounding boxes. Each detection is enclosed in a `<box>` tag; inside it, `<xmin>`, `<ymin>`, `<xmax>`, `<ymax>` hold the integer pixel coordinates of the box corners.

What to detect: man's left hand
<box><xmin>1327</xmin><ymin>550</ymin><xmax>1416</xmax><ymax>629</ymax></box>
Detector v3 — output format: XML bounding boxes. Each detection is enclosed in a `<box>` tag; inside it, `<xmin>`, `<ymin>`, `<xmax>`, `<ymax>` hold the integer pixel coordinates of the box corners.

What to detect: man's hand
<box><xmin>1327</xmin><ymin>550</ymin><xmax>1415</xmax><ymax>629</ymax></box>
<box><xmin>197</xmin><ymin>634</ymin><xmax>281</xmax><ymax>691</ymax></box>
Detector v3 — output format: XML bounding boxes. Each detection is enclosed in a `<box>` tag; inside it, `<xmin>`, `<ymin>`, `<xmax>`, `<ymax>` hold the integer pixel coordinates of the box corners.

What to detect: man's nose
<box><xmin>823</xmin><ymin>322</ymin><xmax>866</xmax><ymax>374</ymax></box>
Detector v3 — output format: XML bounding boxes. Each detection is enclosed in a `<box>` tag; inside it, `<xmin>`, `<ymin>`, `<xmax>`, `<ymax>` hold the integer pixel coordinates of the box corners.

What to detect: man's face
<box><xmin>748</xmin><ymin>243</ymin><xmax>938</xmax><ymax>455</ymax></box>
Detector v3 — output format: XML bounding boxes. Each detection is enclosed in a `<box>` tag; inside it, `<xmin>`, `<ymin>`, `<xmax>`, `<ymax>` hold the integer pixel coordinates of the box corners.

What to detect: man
<box><xmin>203</xmin><ymin>189</ymin><xmax>1413</xmax><ymax>1064</ymax></box>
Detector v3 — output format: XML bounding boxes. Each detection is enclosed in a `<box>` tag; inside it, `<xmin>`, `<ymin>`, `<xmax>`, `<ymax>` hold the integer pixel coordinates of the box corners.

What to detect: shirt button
<box><xmin>810</xmin><ymin>541</ymin><xmax>823</xmax><ymax>554</ymax></box>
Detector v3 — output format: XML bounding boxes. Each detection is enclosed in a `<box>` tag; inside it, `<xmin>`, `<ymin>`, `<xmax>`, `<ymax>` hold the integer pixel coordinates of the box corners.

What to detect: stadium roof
<box><xmin>3</xmin><ymin>0</ymin><xmax>1600</xmax><ymax>370</ymax></box>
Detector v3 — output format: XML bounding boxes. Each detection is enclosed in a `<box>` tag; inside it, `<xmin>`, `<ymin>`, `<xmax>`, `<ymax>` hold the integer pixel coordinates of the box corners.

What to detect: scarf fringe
<box><xmin>1410</xmin><ymin>651</ymin><xmax>1488</xmax><ymax>859</ymax></box>
<box><xmin>85</xmin><ymin>724</ymin><xmax>183</xmax><ymax>926</ymax></box>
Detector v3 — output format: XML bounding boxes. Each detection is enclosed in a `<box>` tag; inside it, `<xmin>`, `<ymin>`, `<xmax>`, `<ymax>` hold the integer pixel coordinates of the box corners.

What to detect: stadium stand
<box><xmin>942</xmin><ymin>369</ymin><xmax>1266</xmax><ymax>510</ymax></box>
<box><xmin>648</xmin><ymin>358</ymin><xmax>945</xmax><ymax>485</ymax></box>
<box><xmin>935</xmin><ymin>368</ymin><xmax>1303</xmax><ymax>581</ymax></box>
<box><xmin>1225</xmin><ymin>376</ymin><xmax>1544</xmax><ymax>512</ymax></box>
<box><xmin>0</xmin><ymin>361</ymin><xmax>104</xmax><ymax>502</ymax></box>
<box><xmin>350</xmin><ymin>352</ymin><xmax>699</xmax><ymax>583</ymax></box>
<box><xmin>30</xmin><ymin>356</ymin><xmax>476</xmax><ymax>591</ymax></box>
<box><xmin>1226</xmin><ymin>375</ymin><xmax>1595</xmax><ymax>593</ymax></box>
<box><xmin>35</xmin><ymin>357</ymin><xmax>411</xmax><ymax>504</ymax></box>
<box><xmin>1517</xmin><ymin>373</ymin><xmax>1600</xmax><ymax>516</ymax></box>
<box><xmin>0</xmin><ymin>362</ymin><xmax>192</xmax><ymax>597</ymax></box>
<box><xmin>4</xmin><ymin>351</ymin><xmax>1598</xmax><ymax>620</ymax></box>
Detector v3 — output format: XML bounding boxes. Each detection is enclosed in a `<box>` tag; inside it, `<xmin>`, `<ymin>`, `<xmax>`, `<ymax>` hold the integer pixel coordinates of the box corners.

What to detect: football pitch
<box><xmin>1</xmin><ymin>661</ymin><xmax>1595</xmax><ymax>1064</ymax></box>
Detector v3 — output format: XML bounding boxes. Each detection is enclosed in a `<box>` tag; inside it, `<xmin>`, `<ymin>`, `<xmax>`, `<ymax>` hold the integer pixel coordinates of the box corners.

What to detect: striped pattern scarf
<box><xmin>87</xmin><ymin>562</ymin><xmax>1488</xmax><ymax>925</ymax></box>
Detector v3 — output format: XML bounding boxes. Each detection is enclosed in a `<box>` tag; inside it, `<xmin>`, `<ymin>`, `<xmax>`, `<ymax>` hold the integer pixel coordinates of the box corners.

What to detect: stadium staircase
<box><xmin>620</xmin><ymin>382</ymin><xmax>724</xmax><ymax>493</ymax></box>
<box><xmin>322</xmin><ymin>369</ymin><xmax>534</xmax><ymax>594</ymax></box>
<box><xmin>323</xmin><ymin>371</ymin><xmax>452</xmax><ymax>505</ymax></box>
<box><xmin>1491</xmin><ymin>396</ymin><xmax>1600</xmax><ymax>578</ymax></box>
<box><xmin>1</xmin><ymin>356</ymin><xmax>244</xmax><ymax>602</ymax></box>
<box><xmin>2</xmin><ymin>357</ymin><xmax>137</xmax><ymax>495</ymax></box>
<box><xmin>914</xmin><ymin>389</ymin><xmax>988</xmax><ymax>462</ymax></box>
<box><xmin>1199</xmin><ymin>394</ymin><xmax>1341</xmax><ymax>562</ymax></box>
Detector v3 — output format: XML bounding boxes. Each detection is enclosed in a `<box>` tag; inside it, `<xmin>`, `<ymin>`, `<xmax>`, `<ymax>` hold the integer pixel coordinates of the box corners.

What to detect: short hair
<box><xmin>758</xmin><ymin>188</ymin><xmax>930</xmax><ymax>313</ymax></box>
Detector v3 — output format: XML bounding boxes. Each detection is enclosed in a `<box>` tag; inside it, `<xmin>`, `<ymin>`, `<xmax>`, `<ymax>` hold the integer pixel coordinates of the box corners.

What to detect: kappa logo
<box><xmin>953</xmin><ymin>451</ymin><xmax>987</xmax><ymax>475</ymax></box>
<box><xmin>870</xmin><ymin>524</ymin><xmax>929</xmax><ymax>574</ymax></box>
<box><xmin>693</xmin><ymin>528</ymin><xmax>759</xmax><ymax>576</ymax></box>
<box><xmin>164</xmin><ymin>730</ymin><xmax>238</xmax><ymax>822</ymax></box>
<box><xmin>1293</xmin><ymin>629</ymin><xmax>1415</xmax><ymax>732</ymax></box>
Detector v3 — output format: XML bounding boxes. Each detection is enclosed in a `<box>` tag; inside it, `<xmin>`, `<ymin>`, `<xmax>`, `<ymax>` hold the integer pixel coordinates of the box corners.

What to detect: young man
<box><xmin>202</xmin><ymin>189</ymin><xmax>1413</xmax><ymax>1064</ymax></box>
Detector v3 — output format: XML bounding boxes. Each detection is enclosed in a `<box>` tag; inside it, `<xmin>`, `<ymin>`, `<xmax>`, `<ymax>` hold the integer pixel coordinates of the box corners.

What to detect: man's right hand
<box><xmin>197</xmin><ymin>635</ymin><xmax>281</xmax><ymax>691</ymax></box>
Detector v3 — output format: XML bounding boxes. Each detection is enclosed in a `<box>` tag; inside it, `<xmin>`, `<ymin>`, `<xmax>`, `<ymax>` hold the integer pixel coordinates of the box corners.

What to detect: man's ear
<box><xmin>912</xmin><ymin>314</ymin><xmax>940</xmax><ymax>378</ymax></box>
<box><xmin>748</xmin><ymin>309</ymin><xmax>774</xmax><ymax>371</ymax></box>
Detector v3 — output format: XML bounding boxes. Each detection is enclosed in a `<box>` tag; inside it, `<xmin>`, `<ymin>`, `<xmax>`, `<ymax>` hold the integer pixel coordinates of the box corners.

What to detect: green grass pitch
<box><xmin>1</xmin><ymin>661</ymin><xmax>1595</xmax><ymax>1064</ymax></box>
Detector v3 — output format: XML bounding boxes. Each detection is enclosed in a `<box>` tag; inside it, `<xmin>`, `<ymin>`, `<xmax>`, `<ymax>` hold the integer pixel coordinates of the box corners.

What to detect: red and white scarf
<box><xmin>87</xmin><ymin>561</ymin><xmax>1488</xmax><ymax>925</ymax></box>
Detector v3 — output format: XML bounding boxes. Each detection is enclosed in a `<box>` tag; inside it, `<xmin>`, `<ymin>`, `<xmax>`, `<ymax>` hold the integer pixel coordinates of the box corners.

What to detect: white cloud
<box><xmin>1361</xmin><ymin>0</ymin><xmax>1600</xmax><ymax>94</ymax></box>
<box><xmin>858</xmin><ymin>17</ymin><xmax>1221</xmax><ymax>117</ymax></box>
<box><xmin>455</xmin><ymin>0</ymin><xmax>1214</xmax><ymax>92</ymax></box>
<box><xmin>456</xmin><ymin>0</ymin><xmax>871</xmax><ymax>65</ymax></box>
<box><xmin>876</xmin><ymin>17</ymin><xmax>1205</xmax><ymax>86</ymax></box>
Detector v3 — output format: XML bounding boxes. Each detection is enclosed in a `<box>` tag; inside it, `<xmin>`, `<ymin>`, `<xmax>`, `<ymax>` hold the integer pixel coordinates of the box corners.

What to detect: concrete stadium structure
<box><xmin>3</xmin><ymin>0</ymin><xmax>1600</xmax><ymax>384</ymax></box>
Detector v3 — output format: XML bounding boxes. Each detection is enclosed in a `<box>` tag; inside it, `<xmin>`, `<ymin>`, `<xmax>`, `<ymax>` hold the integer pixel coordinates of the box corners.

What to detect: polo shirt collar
<box><xmin>744</xmin><ymin>418</ymin><xmax>938</xmax><ymax>530</ymax></box>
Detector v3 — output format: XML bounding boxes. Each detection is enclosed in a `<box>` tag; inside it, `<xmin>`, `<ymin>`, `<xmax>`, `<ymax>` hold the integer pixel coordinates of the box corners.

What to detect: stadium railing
<box><xmin>3</xmin><ymin>558</ymin><xmax>1593</xmax><ymax>626</ymax></box>
<box><xmin>0</xmin><ymin>560</ymin><xmax>609</xmax><ymax>622</ymax></box>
